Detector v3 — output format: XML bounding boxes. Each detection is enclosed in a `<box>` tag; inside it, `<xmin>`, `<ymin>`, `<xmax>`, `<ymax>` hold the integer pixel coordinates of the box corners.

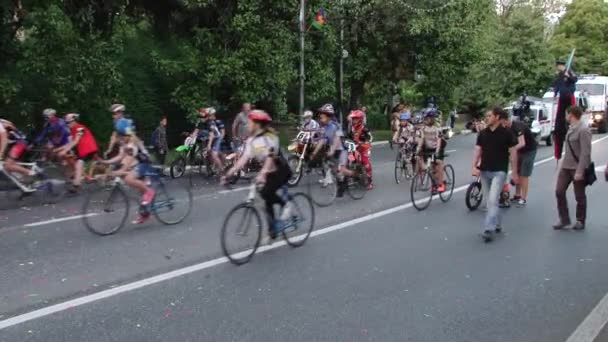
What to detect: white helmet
<box><xmin>64</xmin><ymin>113</ymin><xmax>80</xmax><ymax>123</ymax></box>
<box><xmin>303</xmin><ymin>110</ymin><xmax>313</xmax><ymax>118</ymax></box>
<box><xmin>109</xmin><ymin>104</ymin><xmax>125</xmax><ymax>113</ymax></box>
<box><xmin>206</xmin><ymin>107</ymin><xmax>217</xmax><ymax>116</ymax></box>
<box><xmin>43</xmin><ymin>108</ymin><xmax>57</xmax><ymax>118</ymax></box>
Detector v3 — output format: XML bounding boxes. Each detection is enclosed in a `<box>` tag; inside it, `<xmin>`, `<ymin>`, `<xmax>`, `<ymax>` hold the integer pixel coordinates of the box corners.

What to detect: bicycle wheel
<box><xmin>394</xmin><ymin>152</ymin><xmax>405</xmax><ymax>184</ymax></box>
<box><xmin>465</xmin><ymin>181</ymin><xmax>483</xmax><ymax>211</ymax></box>
<box><xmin>410</xmin><ymin>170</ymin><xmax>433</xmax><ymax>211</ymax></box>
<box><xmin>347</xmin><ymin>163</ymin><xmax>369</xmax><ymax>200</ymax></box>
<box><xmin>439</xmin><ymin>164</ymin><xmax>455</xmax><ymax>202</ymax></box>
<box><xmin>306</xmin><ymin>166</ymin><xmax>337</xmax><ymax>207</ymax></box>
<box><xmin>283</xmin><ymin>192</ymin><xmax>315</xmax><ymax>247</ymax></box>
<box><xmin>287</xmin><ymin>155</ymin><xmax>303</xmax><ymax>187</ymax></box>
<box><xmin>221</xmin><ymin>203</ymin><xmax>262</xmax><ymax>265</ymax></box>
<box><xmin>152</xmin><ymin>179</ymin><xmax>193</xmax><ymax>225</ymax></box>
<box><xmin>82</xmin><ymin>185</ymin><xmax>129</xmax><ymax>236</ymax></box>
<box><xmin>40</xmin><ymin>179</ymin><xmax>67</xmax><ymax>204</ymax></box>
<box><xmin>170</xmin><ymin>157</ymin><xmax>186</xmax><ymax>179</ymax></box>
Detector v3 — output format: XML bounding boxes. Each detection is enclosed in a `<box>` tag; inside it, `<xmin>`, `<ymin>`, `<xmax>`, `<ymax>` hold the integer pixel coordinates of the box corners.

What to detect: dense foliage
<box><xmin>0</xmin><ymin>0</ymin><xmax>601</xmax><ymax>138</ymax></box>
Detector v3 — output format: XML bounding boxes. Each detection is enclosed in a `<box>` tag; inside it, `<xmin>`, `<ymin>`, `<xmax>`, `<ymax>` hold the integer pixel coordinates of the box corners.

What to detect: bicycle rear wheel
<box><xmin>465</xmin><ymin>181</ymin><xmax>483</xmax><ymax>211</ymax></box>
<box><xmin>306</xmin><ymin>166</ymin><xmax>337</xmax><ymax>207</ymax></box>
<box><xmin>439</xmin><ymin>164</ymin><xmax>455</xmax><ymax>202</ymax></box>
<box><xmin>410</xmin><ymin>170</ymin><xmax>433</xmax><ymax>211</ymax></box>
<box><xmin>221</xmin><ymin>204</ymin><xmax>262</xmax><ymax>265</ymax></box>
<box><xmin>152</xmin><ymin>179</ymin><xmax>193</xmax><ymax>225</ymax></box>
<box><xmin>283</xmin><ymin>192</ymin><xmax>315</xmax><ymax>247</ymax></box>
<box><xmin>170</xmin><ymin>157</ymin><xmax>186</xmax><ymax>179</ymax></box>
<box><xmin>83</xmin><ymin>185</ymin><xmax>129</xmax><ymax>236</ymax></box>
<box><xmin>40</xmin><ymin>179</ymin><xmax>67</xmax><ymax>204</ymax></box>
<box><xmin>347</xmin><ymin>164</ymin><xmax>369</xmax><ymax>200</ymax></box>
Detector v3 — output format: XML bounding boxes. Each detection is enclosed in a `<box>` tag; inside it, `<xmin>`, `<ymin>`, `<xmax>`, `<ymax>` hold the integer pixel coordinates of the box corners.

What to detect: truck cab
<box><xmin>505</xmin><ymin>98</ymin><xmax>552</xmax><ymax>146</ymax></box>
<box><xmin>577</xmin><ymin>74</ymin><xmax>608</xmax><ymax>133</ymax></box>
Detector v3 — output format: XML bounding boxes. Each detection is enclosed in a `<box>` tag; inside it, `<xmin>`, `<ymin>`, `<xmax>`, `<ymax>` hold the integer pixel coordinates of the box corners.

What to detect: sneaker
<box><xmin>280</xmin><ymin>202</ymin><xmax>294</xmax><ymax>221</ymax></box>
<box><xmin>481</xmin><ymin>230</ymin><xmax>493</xmax><ymax>242</ymax></box>
<box><xmin>366</xmin><ymin>183</ymin><xmax>373</xmax><ymax>190</ymax></box>
<box><xmin>141</xmin><ymin>189</ymin><xmax>155</xmax><ymax>206</ymax></box>
<box><xmin>436</xmin><ymin>183</ymin><xmax>446</xmax><ymax>192</ymax></box>
<box><xmin>511</xmin><ymin>195</ymin><xmax>521</xmax><ymax>202</ymax></box>
<box><xmin>516</xmin><ymin>199</ymin><xmax>526</xmax><ymax>208</ymax></box>
<box><xmin>571</xmin><ymin>221</ymin><xmax>585</xmax><ymax>231</ymax></box>
<box><xmin>132</xmin><ymin>213</ymin><xmax>151</xmax><ymax>224</ymax></box>
<box><xmin>494</xmin><ymin>225</ymin><xmax>502</xmax><ymax>234</ymax></box>
<box><xmin>553</xmin><ymin>222</ymin><xmax>570</xmax><ymax>230</ymax></box>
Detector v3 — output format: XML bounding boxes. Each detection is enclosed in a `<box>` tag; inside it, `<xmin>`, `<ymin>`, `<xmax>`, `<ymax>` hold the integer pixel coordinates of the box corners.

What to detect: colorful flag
<box><xmin>312</xmin><ymin>8</ymin><xmax>327</xmax><ymax>30</ymax></box>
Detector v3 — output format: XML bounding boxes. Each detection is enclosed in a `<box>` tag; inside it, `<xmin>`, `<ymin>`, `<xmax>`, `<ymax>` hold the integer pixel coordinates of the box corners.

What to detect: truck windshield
<box><xmin>577</xmin><ymin>83</ymin><xmax>605</xmax><ymax>96</ymax></box>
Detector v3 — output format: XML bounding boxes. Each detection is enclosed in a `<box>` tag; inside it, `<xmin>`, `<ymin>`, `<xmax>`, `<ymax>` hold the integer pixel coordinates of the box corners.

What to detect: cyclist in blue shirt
<box><xmin>32</xmin><ymin>108</ymin><xmax>70</xmax><ymax>156</ymax></box>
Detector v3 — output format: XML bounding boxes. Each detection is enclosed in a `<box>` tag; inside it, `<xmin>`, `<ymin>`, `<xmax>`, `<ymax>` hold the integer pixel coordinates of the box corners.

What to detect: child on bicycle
<box><xmin>416</xmin><ymin>109</ymin><xmax>446</xmax><ymax>192</ymax></box>
<box><xmin>56</xmin><ymin>113</ymin><xmax>99</xmax><ymax>192</ymax></box>
<box><xmin>392</xmin><ymin>112</ymin><xmax>416</xmax><ymax>147</ymax></box>
<box><xmin>101</xmin><ymin>118</ymin><xmax>155</xmax><ymax>224</ymax></box>
<box><xmin>222</xmin><ymin>110</ymin><xmax>293</xmax><ymax>242</ymax></box>
<box><xmin>345</xmin><ymin>110</ymin><xmax>373</xmax><ymax>190</ymax></box>
<box><xmin>190</xmin><ymin>107</ymin><xmax>224</xmax><ymax>174</ymax></box>
<box><xmin>0</xmin><ymin>118</ymin><xmax>39</xmax><ymax>190</ymax></box>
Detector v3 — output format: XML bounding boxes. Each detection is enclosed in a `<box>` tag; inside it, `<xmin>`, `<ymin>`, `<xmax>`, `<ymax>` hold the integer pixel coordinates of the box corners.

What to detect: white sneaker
<box><xmin>280</xmin><ymin>202</ymin><xmax>294</xmax><ymax>221</ymax></box>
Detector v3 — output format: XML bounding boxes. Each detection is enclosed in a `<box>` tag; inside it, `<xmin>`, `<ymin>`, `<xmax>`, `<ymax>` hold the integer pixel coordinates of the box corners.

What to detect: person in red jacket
<box><xmin>56</xmin><ymin>113</ymin><xmax>99</xmax><ymax>192</ymax></box>
<box><xmin>346</xmin><ymin>110</ymin><xmax>373</xmax><ymax>190</ymax></box>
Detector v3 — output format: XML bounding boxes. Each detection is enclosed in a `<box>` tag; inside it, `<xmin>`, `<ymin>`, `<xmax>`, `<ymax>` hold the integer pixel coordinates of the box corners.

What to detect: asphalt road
<box><xmin>2</xmin><ymin>133</ymin><xmax>608</xmax><ymax>342</ymax></box>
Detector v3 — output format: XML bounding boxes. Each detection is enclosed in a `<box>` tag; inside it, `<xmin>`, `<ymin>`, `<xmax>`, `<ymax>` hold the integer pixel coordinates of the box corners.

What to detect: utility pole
<box><xmin>339</xmin><ymin>9</ymin><xmax>344</xmax><ymax>126</ymax></box>
<box><xmin>299</xmin><ymin>0</ymin><xmax>306</xmax><ymax>116</ymax></box>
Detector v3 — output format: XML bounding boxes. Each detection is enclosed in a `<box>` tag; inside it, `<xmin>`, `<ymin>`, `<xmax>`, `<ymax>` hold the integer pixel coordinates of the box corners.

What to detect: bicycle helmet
<box><xmin>247</xmin><ymin>110</ymin><xmax>272</xmax><ymax>122</ymax></box>
<box><xmin>198</xmin><ymin>107</ymin><xmax>209</xmax><ymax>117</ymax></box>
<box><xmin>114</xmin><ymin>118</ymin><xmax>134</xmax><ymax>136</ymax></box>
<box><xmin>424</xmin><ymin>108</ymin><xmax>438</xmax><ymax>118</ymax></box>
<box><xmin>302</xmin><ymin>110</ymin><xmax>313</xmax><ymax>118</ymax></box>
<box><xmin>109</xmin><ymin>104</ymin><xmax>125</xmax><ymax>113</ymax></box>
<box><xmin>64</xmin><ymin>113</ymin><xmax>80</xmax><ymax>123</ymax></box>
<box><xmin>206</xmin><ymin>107</ymin><xmax>217</xmax><ymax>116</ymax></box>
<box><xmin>42</xmin><ymin>108</ymin><xmax>57</xmax><ymax>118</ymax></box>
<box><xmin>318</xmin><ymin>103</ymin><xmax>335</xmax><ymax>115</ymax></box>
<box><xmin>348</xmin><ymin>110</ymin><xmax>365</xmax><ymax>119</ymax></box>
<box><xmin>399</xmin><ymin>112</ymin><xmax>411</xmax><ymax>120</ymax></box>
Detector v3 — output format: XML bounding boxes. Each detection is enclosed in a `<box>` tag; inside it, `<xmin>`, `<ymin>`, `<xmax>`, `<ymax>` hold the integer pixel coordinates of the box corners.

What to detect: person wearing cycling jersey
<box><xmin>311</xmin><ymin>104</ymin><xmax>353</xmax><ymax>197</ymax></box>
<box><xmin>222</xmin><ymin>110</ymin><xmax>293</xmax><ymax>241</ymax></box>
<box><xmin>346</xmin><ymin>110</ymin><xmax>373</xmax><ymax>190</ymax></box>
<box><xmin>416</xmin><ymin>109</ymin><xmax>446</xmax><ymax>192</ymax></box>
<box><xmin>32</xmin><ymin>109</ymin><xmax>70</xmax><ymax>155</ymax></box>
<box><xmin>102</xmin><ymin>118</ymin><xmax>155</xmax><ymax>224</ymax></box>
<box><xmin>0</xmin><ymin>118</ymin><xmax>38</xmax><ymax>188</ymax></box>
<box><xmin>56</xmin><ymin>113</ymin><xmax>99</xmax><ymax>192</ymax></box>
<box><xmin>209</xmin><ymin>108</ymin><xmax>226</xmax><ymax>140</ymax></box>
<box><xmin>232</xmin><ymin>102</ymin><xmax>251</xmax><ymax>147</ymax></box>
<box><xmin>301</xmin><ymin>110</ymin><xmax>320</xmax><ymax>131</ymax></box>
<box><xmin>393</xmin><ymin>111</ymin><xmax>416</xmax><ymax>146</ymax></box>
<box><xmin>191</xmin><ymin>107</ymin><xmax>224</xmax><ymax>173</ymax></box>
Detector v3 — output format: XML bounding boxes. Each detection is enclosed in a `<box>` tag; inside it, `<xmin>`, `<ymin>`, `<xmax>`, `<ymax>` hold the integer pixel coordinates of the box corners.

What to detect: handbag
<box><xmin>566</xmin><ymin>136</ymin><xmax>596</xmax><ymax>186</ymax></box>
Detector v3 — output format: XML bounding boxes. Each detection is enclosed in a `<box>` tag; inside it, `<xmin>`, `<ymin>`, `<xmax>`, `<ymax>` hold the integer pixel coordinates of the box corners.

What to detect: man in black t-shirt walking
<box><xmin>503</xmin><ymin>116</ymin><xmax>537</xmax><ymax>207</ymax></box>
<box><xmin>471</xmin><ymin>107</ymin><xmax>519</xmax><ymax>242</ymax></box>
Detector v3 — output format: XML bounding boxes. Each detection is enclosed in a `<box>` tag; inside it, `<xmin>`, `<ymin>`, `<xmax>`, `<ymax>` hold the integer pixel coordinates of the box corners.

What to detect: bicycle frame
<box><xmin>0</xmin><ymin>161</ymin><xmax>43</xmax><ymax>192</ymax></box>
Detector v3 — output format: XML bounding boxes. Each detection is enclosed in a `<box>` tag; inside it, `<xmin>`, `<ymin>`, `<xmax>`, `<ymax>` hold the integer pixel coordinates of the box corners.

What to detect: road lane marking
<box><xmin>0</xmin><ymin>142</ymin><xmax>588</xmax><ymax>331</ymax></box>
<box><xmin>565</xmin><ymin>292</ymin><xmax>608</xmax><ymax>342</ymax></box>
<box><xmin>23</xmin><ymin>213</ymin><xmax>98</xmax><ymax>228</ymax></box>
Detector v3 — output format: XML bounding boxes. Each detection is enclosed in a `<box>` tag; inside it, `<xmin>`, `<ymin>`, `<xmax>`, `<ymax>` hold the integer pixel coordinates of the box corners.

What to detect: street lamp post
<box><xmin>299</xmin><ymin>0</ymin><xmax>306</xmax><ymax>116</ymax></box>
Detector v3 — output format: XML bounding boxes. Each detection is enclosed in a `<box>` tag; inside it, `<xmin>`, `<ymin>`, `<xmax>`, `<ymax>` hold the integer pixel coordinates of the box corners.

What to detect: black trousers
<box><xmin>259</xmin><ymin>163</ymin><xmax>291</xmax><ymax>224</ymax></box>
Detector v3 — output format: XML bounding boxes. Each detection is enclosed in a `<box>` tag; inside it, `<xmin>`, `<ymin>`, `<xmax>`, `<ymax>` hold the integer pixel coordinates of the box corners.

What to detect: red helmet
<box><xmin>198</xmin><ymin>108</ymin><xmax>209</xmax><ymax>117</ymax></box>
<box><xmin>348</xmin><ymin>110</ymin><xmax>365</xmax><ymax>119</ymax></box>
<box><xmin>248</xmin><ymin>110</ymin><xmax>272</xmax><ymax>122</ymax></box>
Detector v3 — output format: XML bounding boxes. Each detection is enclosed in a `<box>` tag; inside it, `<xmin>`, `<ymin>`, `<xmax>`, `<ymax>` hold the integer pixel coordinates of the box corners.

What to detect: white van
<box><xmin>505</xmin><ymin>99</ymin><xmax>552</xmax><ymax>145</ymax></box>
<box><xmin>577</xmin><ymin>75</ymin><xmax>608</xmax><ymax>132</ymax></box>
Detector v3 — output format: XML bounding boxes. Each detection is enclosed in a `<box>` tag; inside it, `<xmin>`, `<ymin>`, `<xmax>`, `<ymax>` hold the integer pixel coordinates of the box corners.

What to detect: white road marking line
<box><xmin>0</xmin><ymin>146</ymin><xmax>574</xmax><ymax>330</ymax></box>
<box><xmin>445</xmin><ymin>149</ymin><xmax>457</xmax><ymax>153</ymax></box>
<box><xmin>371</xmin><ymin>140</ymin><xmax>388</xmax><ymax>146</ymax></box>
<box><xmin>565</xmin><ymin>292</ymin><xmax>608</xmax><ymax>342</ymax></box>
<box><xmin>23</xmin><ymin>213</ymin><xmax>98</xmax><ymax>228</ymax></box>
<box><xmin>217</xmin><ymin>186</ymin><xmax>250</xmax><ymax>194</ymax></box>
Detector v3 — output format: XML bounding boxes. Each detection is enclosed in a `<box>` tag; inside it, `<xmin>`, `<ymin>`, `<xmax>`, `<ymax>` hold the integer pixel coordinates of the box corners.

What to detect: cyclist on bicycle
<box><xmin>56</xmin><ymin>113</ymin><xmax>99</xmax><ymax>192</ymax></box>
<box><xmin>190</xmin><ymin>107</ymin><xmax>224</xmax><ymax>174</ymax></box>
<box><xmin>416</xmin><ymin>108</ymin><xmax>446</xmax><ymax>192</ymax></box>
<box><xmin>346</xmin><ymin>110</ymin><xmax>373</xmax><ymax>190</ymax></box>
<box><xmin>222</xmin><ymin>110</ymin><xmax>293</xmax><ymax>241</ymax></box>
<box><xmin>301</xmin><ymin>110</ymin><xmax>320</xmax><ymax>132</ymax></box>
<box><xmin>32</xmin><ymin>108</ymin><xmax>70</xmax><ymax>159</ymax></box>
<box><xmin>104</xmin><ymin>104</ymin><xmax>129</xmax><ymax>158</ymax></box>
<box><xmin>101</xmin><ymin>118</ymin><xmax>155</xmax><ymax>224</ymax></box>
<box><xmin>393</xmin><ymin>111</ymin><xmax>416</xmax><ymax>146</ymax></box>
<box><xmin>0</xmin><ymin>118</ymin><xmax>39</xmax><ymax>190</ymax></box>
<box><xmin>310</xmin><ymin>104</ymin><xmax>353</xmax><ymax>197</ymax></box>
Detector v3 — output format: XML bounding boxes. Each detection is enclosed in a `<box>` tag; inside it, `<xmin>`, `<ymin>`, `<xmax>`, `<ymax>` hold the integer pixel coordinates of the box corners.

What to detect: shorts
<box><xmin>211</xmin><ymin>138</ymin><xmax>222</xmax><ymax>152</ymax></box>
<box><xmin>518</xmin><ymin>149</ymin><xmax>536</xmax><ymax>177</ymax></box>
<box><xmin>8</xmin><ymin>141</ymin><xmax>26</xmax><ymax>160</ymax></box>
<box><xmin>77</xmin><ymin>151</ymin><xmax>98</xmax><ymax>162</ymax></box>
<box><xmin>135</xmin><ymin>162</ymin><xmax>155</xmax><ymax>178</ymax></box>
<box><xmin>421</xmin><ymin>148</ymin><xmax>443</xmax><ymax>161</ymax></box>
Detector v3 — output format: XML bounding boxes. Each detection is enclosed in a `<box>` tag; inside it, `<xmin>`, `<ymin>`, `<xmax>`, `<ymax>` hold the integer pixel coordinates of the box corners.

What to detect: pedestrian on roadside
<box><xmin>471</xmin><ymin>107</ymin><xmax>519</xmax><ymax>242</ymax></box>
<box><xmin>554</xmin><ymin>106</ymin><xmax>592</xmax><ymax>231</ymax></box>
<box><xmin>502</xmin><ymin>114</ymin><xmax>537</xmax><ymax>207</ymax></box>
<box><xmin>232</xmin><ymin>102</ymin><xmax>251</xmax><ymax>149</ymax></box>
<box><xmin>151</xmin><ymin>115</ymin><xmax>168</xmax><ymax>166</ymax></box>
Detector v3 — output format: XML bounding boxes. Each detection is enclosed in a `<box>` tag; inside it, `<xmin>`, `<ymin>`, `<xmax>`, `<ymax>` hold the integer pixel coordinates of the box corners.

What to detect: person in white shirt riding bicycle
<box><xmin>416</xmin><ymin>109</ymin><xmax>446</xmax><ymax>193</ymax></box>
<box><xmin>0</xmin><ymin>118</ymin><xmax>39</xmax><ymax>189</ymax></box>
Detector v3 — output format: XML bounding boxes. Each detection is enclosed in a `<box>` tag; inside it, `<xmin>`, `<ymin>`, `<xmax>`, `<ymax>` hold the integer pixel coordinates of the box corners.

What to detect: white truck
<box><xmin>505</xmin><ymin>98</ymin><xmax>553</xmax><ymax>145</ymax></box>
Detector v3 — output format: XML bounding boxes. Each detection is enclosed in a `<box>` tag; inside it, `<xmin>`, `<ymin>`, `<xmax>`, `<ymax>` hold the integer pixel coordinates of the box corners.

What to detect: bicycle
<box><xmin>220</xmin><ymin>182</ymin><xmax>315</xmax><ymax>265</ymax></box>
<box><xmin>410</xmin><ymin>153</ymin><xmax>455</xmax><ymax>211</ymax></box>
<box><xmin>342</xmin><ymin>139</ymin><xmax>370</xmax><ymax>200</ymax></box>
<box><xmin>465</xmin><ymin>176</ymin><xmax>483</xmax><ymax>211</ymax></box>
<box><xmin>0</xmin><ymin>161</ymin><xmax>67</xmax><ymax>207</ymax></box>
<box><xmin>394</xmin><ymin>141</ymin><xmax>415</xmax><ymax>184</ymax></box>
<box><xmin>82</xmin><ymin>165</ymin><xmax>193</xmax><ymax>235</ymax></box>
